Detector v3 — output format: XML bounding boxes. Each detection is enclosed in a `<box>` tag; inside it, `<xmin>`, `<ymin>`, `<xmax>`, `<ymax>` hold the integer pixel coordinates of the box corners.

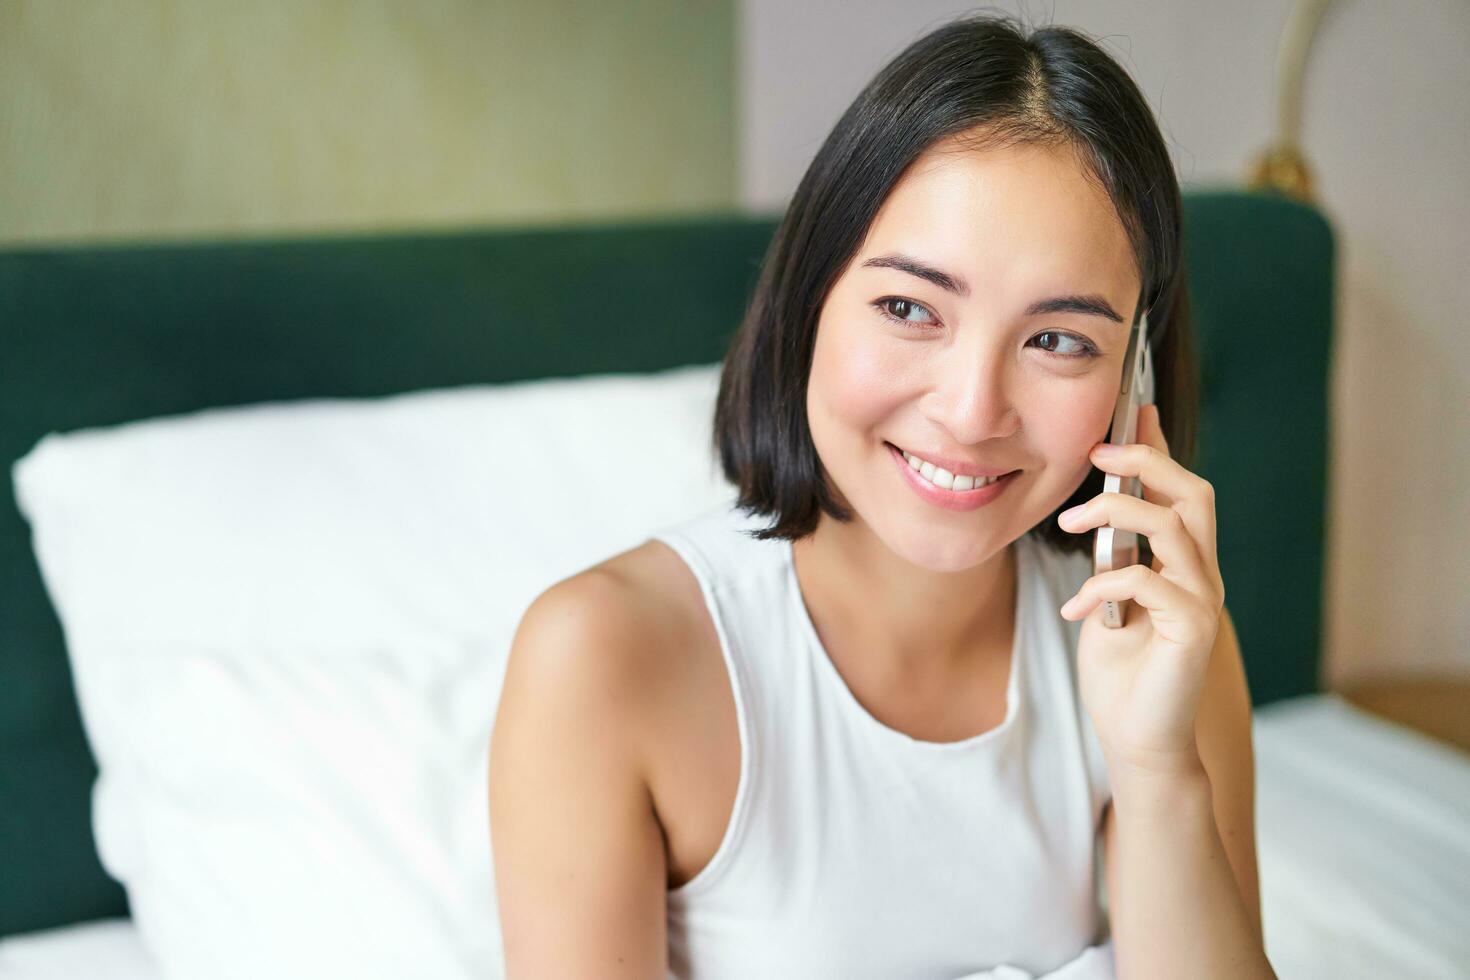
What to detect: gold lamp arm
<box><xmin>1246</xmin><ymin>0</ymin><xmax>1338</xmax><ymax>203</ymax></box>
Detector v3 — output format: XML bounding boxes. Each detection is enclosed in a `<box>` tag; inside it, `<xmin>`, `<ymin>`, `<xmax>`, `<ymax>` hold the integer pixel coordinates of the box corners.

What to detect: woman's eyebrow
<box><xmin>860</xmin><ymin>252</ymin><xmax>1125</xmax><ymax>323</ymax></box>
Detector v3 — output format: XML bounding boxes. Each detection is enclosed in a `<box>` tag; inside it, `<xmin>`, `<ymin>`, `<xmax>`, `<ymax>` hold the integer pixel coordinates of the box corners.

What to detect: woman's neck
<box><xmin>789</xmin><ymin>514</ymin><xmax>1019</xmax><ymax>686</ymax></box>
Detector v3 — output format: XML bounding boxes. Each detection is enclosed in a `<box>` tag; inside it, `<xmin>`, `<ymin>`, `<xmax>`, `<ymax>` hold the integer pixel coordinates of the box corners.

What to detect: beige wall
<box><xmin>737</xmin><ymin>0</ymin><xmax>1470</xmax><ymax>689</ymax></box>
<box><xmin>0</xmin><ymin>0</ymin><xmax>735</xmax><ymax>245</ymax></box>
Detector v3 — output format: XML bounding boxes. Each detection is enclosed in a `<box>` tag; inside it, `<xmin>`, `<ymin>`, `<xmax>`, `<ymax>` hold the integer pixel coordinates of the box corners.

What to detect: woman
<box><xmin>490</xmin><ymin>12</ymin><xmax>1271</xmax><ymax>979</ymax></box>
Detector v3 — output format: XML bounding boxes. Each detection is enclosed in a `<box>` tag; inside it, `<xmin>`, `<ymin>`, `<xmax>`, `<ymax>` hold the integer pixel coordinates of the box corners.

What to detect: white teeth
<box><xmin>901</xmin><ymin>449</ymin><xmax>1003</xmax><ymax>491</ymax></box>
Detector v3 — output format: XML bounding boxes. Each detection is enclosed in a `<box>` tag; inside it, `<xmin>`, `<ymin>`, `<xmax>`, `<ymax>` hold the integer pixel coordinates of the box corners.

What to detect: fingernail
<box><xmin>1092</xmin><ymin>444</ymin><xmax>1121</xmax><ymax>458</ymax></box>
<box><xmin>1059</xmin><ymin>504</ymin><xmax>1085</xmax><ymax>523</ymax></box>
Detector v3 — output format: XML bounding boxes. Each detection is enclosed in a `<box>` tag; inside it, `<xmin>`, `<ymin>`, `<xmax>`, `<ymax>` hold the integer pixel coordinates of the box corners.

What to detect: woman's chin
<box><xmin>878</xmin><ymin>521</ymin><xmax>1010</xmax><ymax>573</ymax></box>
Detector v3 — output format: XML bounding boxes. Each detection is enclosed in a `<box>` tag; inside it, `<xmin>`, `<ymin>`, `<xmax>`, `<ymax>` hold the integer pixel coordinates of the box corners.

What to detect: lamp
<box><xmin>1245</xmin><ymin>0</ymin><xmax>1338</xmax><ymax>204</ymax></box>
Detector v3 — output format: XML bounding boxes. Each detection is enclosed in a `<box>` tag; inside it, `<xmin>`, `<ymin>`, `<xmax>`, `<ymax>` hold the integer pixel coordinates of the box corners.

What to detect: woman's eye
<box><xmin>872</xmin><ymin>299</ymin><xmax>1100</xmax><ymax>360</ymax></box>
<box><xmin>873</xmin><ymin>297</ymin><xmax>939</xmax><ymax>329</ymax></box>
<box><xmin>1031</xmin><ymin>330</ymin><xmax>1100</xmax><ymax>359</ymax></box>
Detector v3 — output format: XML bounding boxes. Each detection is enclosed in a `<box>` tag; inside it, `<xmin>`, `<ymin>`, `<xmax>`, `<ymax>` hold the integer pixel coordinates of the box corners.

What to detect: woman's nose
<box><xmin>925</xmin><ymin>354</ymin><xmax>1020</xmax><ymax>445</ymax></box>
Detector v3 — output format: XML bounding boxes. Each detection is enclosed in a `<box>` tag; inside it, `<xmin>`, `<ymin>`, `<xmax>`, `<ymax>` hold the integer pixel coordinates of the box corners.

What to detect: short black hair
<box><xmin>713</xmin><ymin>10</ymin><xmax>1197</xmax><ymax>557</ymax></box>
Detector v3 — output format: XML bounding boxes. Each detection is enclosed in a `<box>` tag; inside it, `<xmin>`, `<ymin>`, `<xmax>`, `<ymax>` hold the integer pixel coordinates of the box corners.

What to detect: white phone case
<box><xmin>1093</xmin><ymin>313</ymin><xmax>1155</xmax><ymax>629</ymax></box>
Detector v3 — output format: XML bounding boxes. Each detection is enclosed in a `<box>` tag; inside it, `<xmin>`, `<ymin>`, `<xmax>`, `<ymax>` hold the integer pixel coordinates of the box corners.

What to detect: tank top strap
<box><xmin>645</xmin><ymin>499</ymin><xmax>785</xmax><ymax>900</ymax></box>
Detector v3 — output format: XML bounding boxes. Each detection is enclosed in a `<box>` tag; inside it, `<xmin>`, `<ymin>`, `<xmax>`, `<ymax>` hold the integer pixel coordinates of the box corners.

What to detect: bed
<box><xmin>1</xmin><ymin>692</ymin><xmax>1466</xmax><ymax>979</ymax></box>
<box><xmin>2</xmin><ymin>192</ymin><xmax>1465</xmax><ymax>978</ymax></box>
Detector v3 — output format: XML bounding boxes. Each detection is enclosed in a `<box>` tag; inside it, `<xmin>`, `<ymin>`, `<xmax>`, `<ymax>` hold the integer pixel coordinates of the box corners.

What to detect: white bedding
<box><xmin>1253</xmin><ymin>693</ymin><xmax>1470</xmax><ymax>979</ymax></box>
<box><xmin>3</xmin><ymin>692</ymin><xmax>1467</xmax><ymax>979</ymax></box>
<box><xmin>0</xmin><ymin>918</ymin><xmax>155</xmax><ymax>980</ymax></box>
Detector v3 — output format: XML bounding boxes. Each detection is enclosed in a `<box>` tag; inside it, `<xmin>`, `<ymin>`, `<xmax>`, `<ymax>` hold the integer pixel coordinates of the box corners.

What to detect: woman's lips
<box><xmin>887</xmin><ymin>442</ymin><xmax>1019</xmax><ymax>512</ymax></box>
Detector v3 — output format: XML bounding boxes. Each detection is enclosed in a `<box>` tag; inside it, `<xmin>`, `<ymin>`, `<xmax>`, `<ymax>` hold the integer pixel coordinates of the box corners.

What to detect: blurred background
<box><xmin>5</xmin><ymin>0</ymin><xmax>1468</xmax><ymax>695</ymax></box>
<box><xmin>4</xmin><ymin>0</ymin><xmax>1466</xmax><ymax>700</ymax></box>
<box><xmin>2</xmin><ymin>1</ymin><xmax>1468</xmax><ymax>975</ymax></box>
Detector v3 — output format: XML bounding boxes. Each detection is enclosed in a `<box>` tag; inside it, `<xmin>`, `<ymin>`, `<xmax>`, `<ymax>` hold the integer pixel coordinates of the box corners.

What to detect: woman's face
<box><xmin>806</xmin><ymin>136</ymin><xmax>1143</xmax><ymax>572</ymax></box>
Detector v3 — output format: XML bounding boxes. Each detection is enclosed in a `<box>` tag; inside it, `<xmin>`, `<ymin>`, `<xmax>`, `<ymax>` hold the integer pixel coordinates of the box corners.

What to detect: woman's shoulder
<box><xmin>505</xmin><ymin>540</ymin><xmax>718</xmax><ymax>796</ymax></box>
<box><xmin>523</xmin><ymin>497</ymin><xmax>765</xmax><ymax>689</ymax></box>
<box><xmin>528</xmin><ymin>537</ymin><xmax>719</xmax><ymax>704</ymax></box>
<box><xmin>529</xmin><ymin>538</ymin><xmax>710</xmax><ymax>669</ymax></box>
<box><xmin>600</xmin><ymin>536</ymin><xmax>715</xmax><ymax>641</ymax></box>
<box><xmin>490</xmin><ymin>549</ymin><xmax>690</xmax><ymax>972</ymax></box>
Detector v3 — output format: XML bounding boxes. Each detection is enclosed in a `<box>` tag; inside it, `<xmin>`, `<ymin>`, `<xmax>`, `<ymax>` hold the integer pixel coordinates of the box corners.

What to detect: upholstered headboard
<box><xmin>0</xmin><ymin>188</ymin><xmax>1335</xmax><ymax>937</ymax></box>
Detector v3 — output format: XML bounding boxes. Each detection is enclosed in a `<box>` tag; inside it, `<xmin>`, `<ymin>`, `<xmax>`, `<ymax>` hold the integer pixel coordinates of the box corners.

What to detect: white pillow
<box><xmin>11</xmin><ymin>362</ymin><xmax>736</xmax><ymax>980</ymax></box>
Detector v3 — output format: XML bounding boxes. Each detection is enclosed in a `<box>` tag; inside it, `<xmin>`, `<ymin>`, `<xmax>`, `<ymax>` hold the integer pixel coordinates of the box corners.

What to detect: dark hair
<box><xmin>713</xmin><ymin>10</ymin><xmax>1197</xmax><ymax>556</ymax></box>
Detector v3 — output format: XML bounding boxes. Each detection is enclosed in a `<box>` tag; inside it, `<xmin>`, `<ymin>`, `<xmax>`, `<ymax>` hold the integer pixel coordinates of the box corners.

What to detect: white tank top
<box><xmin>648</xmin><ymin>499</ymin><xmax>1115</xmax><ymax>978</ymax></box>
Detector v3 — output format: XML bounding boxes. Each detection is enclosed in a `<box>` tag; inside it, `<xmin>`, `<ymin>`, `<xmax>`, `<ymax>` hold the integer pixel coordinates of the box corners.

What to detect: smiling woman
<box><xmin>490</xmin><ymin>10</ymin><xmax>1265</xmax><ymax>980</ymax></box>
<box><xmin>796</xmin><ymin>132</ymin><xmax>1152</xmax><ymax>581</ymax></box>
<box><xmin>716</xmin><ymin>107</ymin><xmax>1199</xmax><ymax>560</ymax></box>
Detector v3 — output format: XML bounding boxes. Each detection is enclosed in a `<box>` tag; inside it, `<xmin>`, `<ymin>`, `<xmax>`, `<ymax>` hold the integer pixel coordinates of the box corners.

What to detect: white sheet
<box><xmin>0</xmin><ymin>918</ymin><xmax>156</xmax><ymax>980</ymax></box>
<box><xmin>3</xmin><ymin>692</ymin><xmax>1467</xmax><ymax>979</ymax></box>
<box><xmin>1254</xmin><ymin>692</ymin><xmax>1470</xmax><ymax>979</ymax></box>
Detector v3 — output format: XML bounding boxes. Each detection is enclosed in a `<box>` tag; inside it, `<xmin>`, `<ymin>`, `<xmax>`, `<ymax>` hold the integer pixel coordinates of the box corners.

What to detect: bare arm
<box><xmin>1104</xmin><ymin>754</ymin><xmax>1275</xmax><ymax>980</ymax></box>
<box><xmin>1097</xmin><ymin>605</ymin><xmax>1272</xmax><ymax>980</ymax></box>
<box><xmin>489</xmin><ymin>574</ymin><xmax>668</xmax><ymax>978</ymax></box>
<box><xmin>1190</xmin><ymin>607</ymin><xmax>1265</xmax><ymax>946</ymax></box>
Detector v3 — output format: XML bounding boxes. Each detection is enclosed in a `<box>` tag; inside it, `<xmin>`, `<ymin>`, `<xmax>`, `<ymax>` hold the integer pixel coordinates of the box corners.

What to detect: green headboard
<box><xmin>0</xmin><ymin>188</ymin><xmax>1335</xmax><ymax>937</ymax></box>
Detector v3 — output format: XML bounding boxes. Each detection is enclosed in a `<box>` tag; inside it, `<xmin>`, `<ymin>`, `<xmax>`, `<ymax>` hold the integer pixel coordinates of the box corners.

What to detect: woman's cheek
<box><xmin>812</xmin><ymin>320</ymin><xmax>914</xmax><ymax>430</ymax></box>
<box><xmin>1053</xmin><ymin>379</ymin><xmax>1121</xmax><ymax>471</ymax></box>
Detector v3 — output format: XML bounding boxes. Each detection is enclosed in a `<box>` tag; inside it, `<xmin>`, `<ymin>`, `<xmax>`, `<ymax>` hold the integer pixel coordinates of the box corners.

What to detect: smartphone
<box><xmin>1092</xmin><ymin>307</ymin><xmax>1155</xmax><ymax>629</ymax></box>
